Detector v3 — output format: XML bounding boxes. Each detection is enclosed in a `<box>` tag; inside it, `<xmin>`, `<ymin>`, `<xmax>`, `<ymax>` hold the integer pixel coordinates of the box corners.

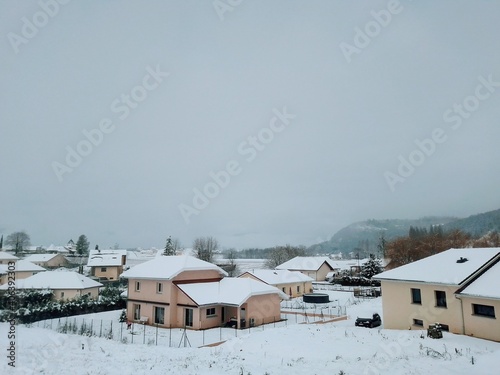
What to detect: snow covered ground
<box><xmin>2</xmin><ymin>294</ymin><xmax>499</xmax><ymax>374</ymax></box>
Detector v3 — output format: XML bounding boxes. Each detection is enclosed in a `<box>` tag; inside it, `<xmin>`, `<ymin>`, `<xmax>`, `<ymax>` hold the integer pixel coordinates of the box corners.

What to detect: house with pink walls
<box><xmin>121</xmin><ymin>255</ymin><xmax>288</xmax><ymax>329</ymax></box>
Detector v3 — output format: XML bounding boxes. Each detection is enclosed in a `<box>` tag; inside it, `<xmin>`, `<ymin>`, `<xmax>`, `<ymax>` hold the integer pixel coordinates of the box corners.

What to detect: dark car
<box><xmin>355</xmin><ymin>313</ymin><xmax>381</xmax><ymax>328</ymax></box>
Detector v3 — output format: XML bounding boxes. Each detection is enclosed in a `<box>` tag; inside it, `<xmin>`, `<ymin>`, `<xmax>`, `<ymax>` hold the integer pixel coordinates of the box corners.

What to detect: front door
<box><xmin>184</xmin><ymin>308</ymin><xmax>193</xmax><ymax>327</ymax></box>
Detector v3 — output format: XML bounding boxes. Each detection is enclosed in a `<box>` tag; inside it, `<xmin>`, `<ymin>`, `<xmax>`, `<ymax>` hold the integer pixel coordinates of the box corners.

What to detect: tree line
<box><xmin>385</xmin><ymin>226</ymin><xmax>500</xmax><ymax>269</ymax></box>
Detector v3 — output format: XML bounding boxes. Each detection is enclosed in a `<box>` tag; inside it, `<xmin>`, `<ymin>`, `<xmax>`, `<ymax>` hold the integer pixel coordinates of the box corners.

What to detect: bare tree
<box><xmin>6</xmin><ymin>231</ymin><xmax>31</xmax><ymax>254</ymax></box>
<box><xmin>265</xmin><ymin>244</ymin><xmax>306</xmax><ymax>269</ymax></box>
<box><xmin>221</xmin><ymin>248</ymin><xmax>240</xmax><ymax>277</ymax></box>
<box><xmin>193</xmin><ymin>236</ymin><xmax>218</xmax><ymax>263</ymax></box>
<box><xmin>172</xmin><ymin>238</ymin><xmax>182</xmax><ymax>252</ymax></box>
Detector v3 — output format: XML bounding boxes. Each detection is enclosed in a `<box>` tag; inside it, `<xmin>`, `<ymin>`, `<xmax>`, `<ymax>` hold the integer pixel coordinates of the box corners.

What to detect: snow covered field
<box><xmin>2</xmin><ymin>294</ymin><xmax>499</xmax><ymax>374</ymax></box>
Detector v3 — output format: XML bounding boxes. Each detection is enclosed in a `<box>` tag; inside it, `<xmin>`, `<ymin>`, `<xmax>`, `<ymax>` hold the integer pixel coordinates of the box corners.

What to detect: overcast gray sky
<box><xmin>1</xmin><ymin>0</ymin><xmax>500</xmax><ymax>250</ymax></box>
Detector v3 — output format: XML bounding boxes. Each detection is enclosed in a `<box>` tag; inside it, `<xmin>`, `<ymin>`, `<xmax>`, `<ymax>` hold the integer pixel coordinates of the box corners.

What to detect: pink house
<box><xmin>121</xmin><ymin>255</ymin><xmax>288</xmax><ymax>329</ymax></box>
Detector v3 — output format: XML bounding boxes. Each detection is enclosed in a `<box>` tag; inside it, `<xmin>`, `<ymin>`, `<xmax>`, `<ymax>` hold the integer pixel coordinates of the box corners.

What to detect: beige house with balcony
<box><xmin>0</xmin><ymin>271</ymin><xmax>102</xmax><ymax>300</ymax></box>
<box><xmin>87</xmin><ymin>249</ymin><xmax>127</xmax><ymax>281</ymax></box>
<box><xmin>239</xmin><ymin>269</ymin><xmax>313</xmax><ymax>297</ymax></box>
<box><xmin>275</xmin><ymin>256</ymin><xmax>336</xmax><ymax>281</ymax></box>
<box><xmin>374</xmin><ymin>248</ymin><xmax>500</xmax><ymax>342</ymax></box>
<box><xmin>121</xmin><ymin>255</ymin><xmax>288</xmax><ymax>329</ymax></box>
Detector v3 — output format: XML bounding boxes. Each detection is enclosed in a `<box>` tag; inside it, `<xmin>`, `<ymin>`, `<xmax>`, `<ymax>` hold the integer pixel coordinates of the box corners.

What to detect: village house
<box><xmin>87</xmin><ymin>249</ymin><xmax>127</xmax><ymax>281</ymax></box>
<box><xmin>374</xmin><ymin>247</ymin><xmax>500</xmax><ymax>342</ymax></box>
<box><xmin>0</xmin><ymin>251</ymin><xmax>19</xmax><ymax>265</ymax></box>
<box><xmin>275</xmin><ymin>256</ymin><xmax>337</xmax><ymax>281</ymax></box>
<box><xmin>0</xmin><ymin>260</ymin><xmax>46</xmax><ymax>285</ymax></box>
<box><xmin>238</xmin><ymin>269</ymin><xmax>313</xmax><ymax>297</ymax></box>
<box><xmin>24</xmin><ymin>253</ymin><xmax>70</xmax><ymax>269</ymax></box>
<box><xmin>121</xmin><ymin>255</ymin><xmax>288</xmax><ymax>330</ymax></box>
<box><xmin>0</xmin><ymin>271</ymin><xmax>102</xmax><ymax>300</ymax></box>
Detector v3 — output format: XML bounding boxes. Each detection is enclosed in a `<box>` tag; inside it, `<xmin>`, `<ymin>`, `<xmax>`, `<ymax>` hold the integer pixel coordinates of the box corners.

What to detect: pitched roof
<box><xmin>24</xmin><ymin>253</ymin><xmax>62</xmax><ymax>262</ymax></box>
<box><xmin>177</xmin><ymin>277</ymin><xmax>289</xmax><ymax>306</ymax></box>
<box><xmin>275</xmin><ymin>256</ymin><xmax>335</xmax><ymax>271</ymax></box>
<box><xmin>0</xmin><ymin>260</ymin><xmax>46</xmax><ymax>274</ymax></box>
<box><xmin>120</xmin><ymin>255</ymin><xmax>227</xmax><ymax>280</ymax></box>
<box><xmin>0</xmin><ymin>271</ymin><xmax>102</xmax><ymax>290</ymax></box>
<box><xmin>456</xmin><ymin>256</ymin><xmax>500</xmax><ymax>299</ymax></box>
<box><xmin>87</xmin><ymin>249</ymin><xmax>126</xmax><ymax>267</ymax></box>
<box><xmin>0</xmin><ymin>251</ymin><xmax>19</xmax><ymax>260</ymax></box>
<box><xmin>374</xmin><ymin>248</ymin><xmax>500</xmax><ymax>285</ymax></box>
<box><xmin>240</xmin><ymin>269</ymin><xmax>313</xmax><ymax>285</ymax></box>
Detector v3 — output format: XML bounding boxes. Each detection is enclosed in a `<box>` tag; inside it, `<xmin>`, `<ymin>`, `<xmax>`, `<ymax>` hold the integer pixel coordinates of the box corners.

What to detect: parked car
<box><xmin>355</xmin><ymin>313</ymin><xmax>381</xmax><ymax>328</ymax></box>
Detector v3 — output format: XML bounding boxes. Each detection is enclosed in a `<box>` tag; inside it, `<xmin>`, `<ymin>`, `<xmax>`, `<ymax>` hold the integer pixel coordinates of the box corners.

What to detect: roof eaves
<box><xmin>455</xmin><ymin>252</ymin><xmax>500</xmax><ymax>295</ymax></box>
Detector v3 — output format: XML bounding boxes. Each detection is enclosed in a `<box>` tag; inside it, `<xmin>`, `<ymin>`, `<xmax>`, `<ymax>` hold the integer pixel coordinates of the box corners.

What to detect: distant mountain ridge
<box><xmin>308</xmin><ymin>208</ymin><xmax>500</xmax><ymax>255</ymax></box>
<box><xmin>442</xmin><ymin>208</ymin><xmax>500</xmax><ymax>236</ymax></box>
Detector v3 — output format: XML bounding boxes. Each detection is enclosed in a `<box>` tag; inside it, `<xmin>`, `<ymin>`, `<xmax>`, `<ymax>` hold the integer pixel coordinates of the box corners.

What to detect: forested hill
<box><xmin>442</xmin><ymin>208</ymin><xmax>500</xmax><ymax>236</ymax></box>
<box><xmin>308</xmin><ymin>217</ymin><xmax>457</xmax><ymax>255</ymax></box>
<box><xmin>308</xmin><ymin>208</ymin><xmax>500</xmax><ymax>255</ymax></box>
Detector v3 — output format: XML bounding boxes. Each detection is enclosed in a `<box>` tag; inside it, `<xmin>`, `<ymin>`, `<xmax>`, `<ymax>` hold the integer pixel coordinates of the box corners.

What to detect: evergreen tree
<box><xmin>0</xmin><ymin>235</ymin><xmax>3</xmax><ymax>250</ymax></box>
<box><xmin>163</xmin><ymin>236</ymin><xmax>176</xmax><ymax>256</ymax></box>
<box><xmin>377</xmin><ymin>233</ymin><xmax>386</xmax><ymax>258</ymax></box>
<box><xmin>360</xmin><ymin>253</ymin><xmax>383</xmax><ymax>279</ymax></box>
<box><xmin>75</xmin><ymin>234</ymin><xmax>89</xmax><ymax>256</ymax></box>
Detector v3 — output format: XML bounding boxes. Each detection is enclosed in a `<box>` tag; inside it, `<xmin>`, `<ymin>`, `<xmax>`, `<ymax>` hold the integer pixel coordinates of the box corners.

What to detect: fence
<box><xmin>25</xmin><ymin>308</ymin><xmax>347</xmax><ymax>348</ymax></box>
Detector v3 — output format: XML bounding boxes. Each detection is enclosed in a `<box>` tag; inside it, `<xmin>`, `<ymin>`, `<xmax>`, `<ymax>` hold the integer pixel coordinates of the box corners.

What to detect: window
<box><xmin>438</xmin><ymin>324</ymin><xmax>449</xmax><ymax>332</ymax></box>
<box><xmin>413</xmin><ymin>319</ymin><xmax>423</xmax><ymax>327</ymax></box>
<box><xmin>297</xmin><ymin>285</ymin><xmax>300</xmax><ymax>293</ymax></box>
<box><xmin>185</xmin><ymin>308</ymin><xmax>193</xmax><ymax>327</ymax></box>
<box><xmin>157</xmin><ymin>282</ymin><xmax>163</xmax><ymax>294</ymax></box>
<box><xmin>473</xmin><ymin>304</ymin><xmax>495</xmax><ymax>318</ymax></box>
<box><xmin>100</xmin><ymin>267</ymin><xmax>107</xmax><ymax>272</ymax></box>
<box><xmin>411</xmin><ymin>288</ymin><xmax>421</xmax><ymax>304</ymax></box>
<box><xmin>206</xmin><ymin>307</ymin><xmax>216</xmax><ymax>317</ymax></box>
<box><xmin>61</xmin><ymin>292</ymin><xmax>65</xmax><ymax>298</ymax></box>
<box><xmin>133</xmin><ymin>304</ymin><xmax>141</xmax><ymax>320</ymax></box>
<box><xmin>282</xmin><ymin>287</ymin><xmax>286</xmax><ymax>293</ymax></box>
<box><xmin>435</xmin><ymin>290</ymin><xmax>447</xmax><ymax>308</ymax></box>
<box><xmin>135</xmin><ymin>281</ymin><xmax>140</xmax><ymax>291</ymax></box>
<box><xmin>154</xmin><ymin>306</ymin><xmax>165</xmax><ymax>325</ymax></box>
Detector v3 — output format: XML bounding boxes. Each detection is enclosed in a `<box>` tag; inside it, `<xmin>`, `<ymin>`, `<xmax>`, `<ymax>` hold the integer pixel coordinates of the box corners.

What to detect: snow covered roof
<box><xmin>457</xmin><ymin>257</ymin><xmax>500</xmax><ymax>299</ymax></box>
<box><xmin>87</xmin><ymin>249</ymin><xmax>126</xmax><ymax>267</ymax></box>
<box><xmin>24</xmin><ymin>253</ymin><xmax>62</xmax><ymax>262</ymax></box>
<box><xmin>0</xmin><ymin>251</ymin><xmax>19</xmax><ymax>260</ymax></box>
<box><xmin>46</xmin><ymin>244</ymin><xmax>69</xmax><ymax>253</ymax></box>
<box><xmin>177</xmin><ymin>277</ymin><xmax>289</xmax><ymax>306</ymax></box>
<box><xmin>275</xmin><ymin>256</ymin><xmax>335</xmax><ymax>271</ymax></box>
<box><xmin>120</xmin><ymin>255</ymin><xmax>227</xmax><ymax>280</ymax></box>
<box><xmin>0</xmin><ymin>271</ymin><xmax>102</xmax><ymax>290</ymax></box>
<box><xmin>374</xmin><ymin>248</ymin><xmax>500</xmax><ymax>285</ymax></box>
<box><xmin>0</xmin><ymin>260</ymin><xmax>46</xmax><ymax>274</ymax></box>
<box><xmin>240</xmin><ymin>269</ymin><xmax>313</xmax><ymax>285</ymax></box>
